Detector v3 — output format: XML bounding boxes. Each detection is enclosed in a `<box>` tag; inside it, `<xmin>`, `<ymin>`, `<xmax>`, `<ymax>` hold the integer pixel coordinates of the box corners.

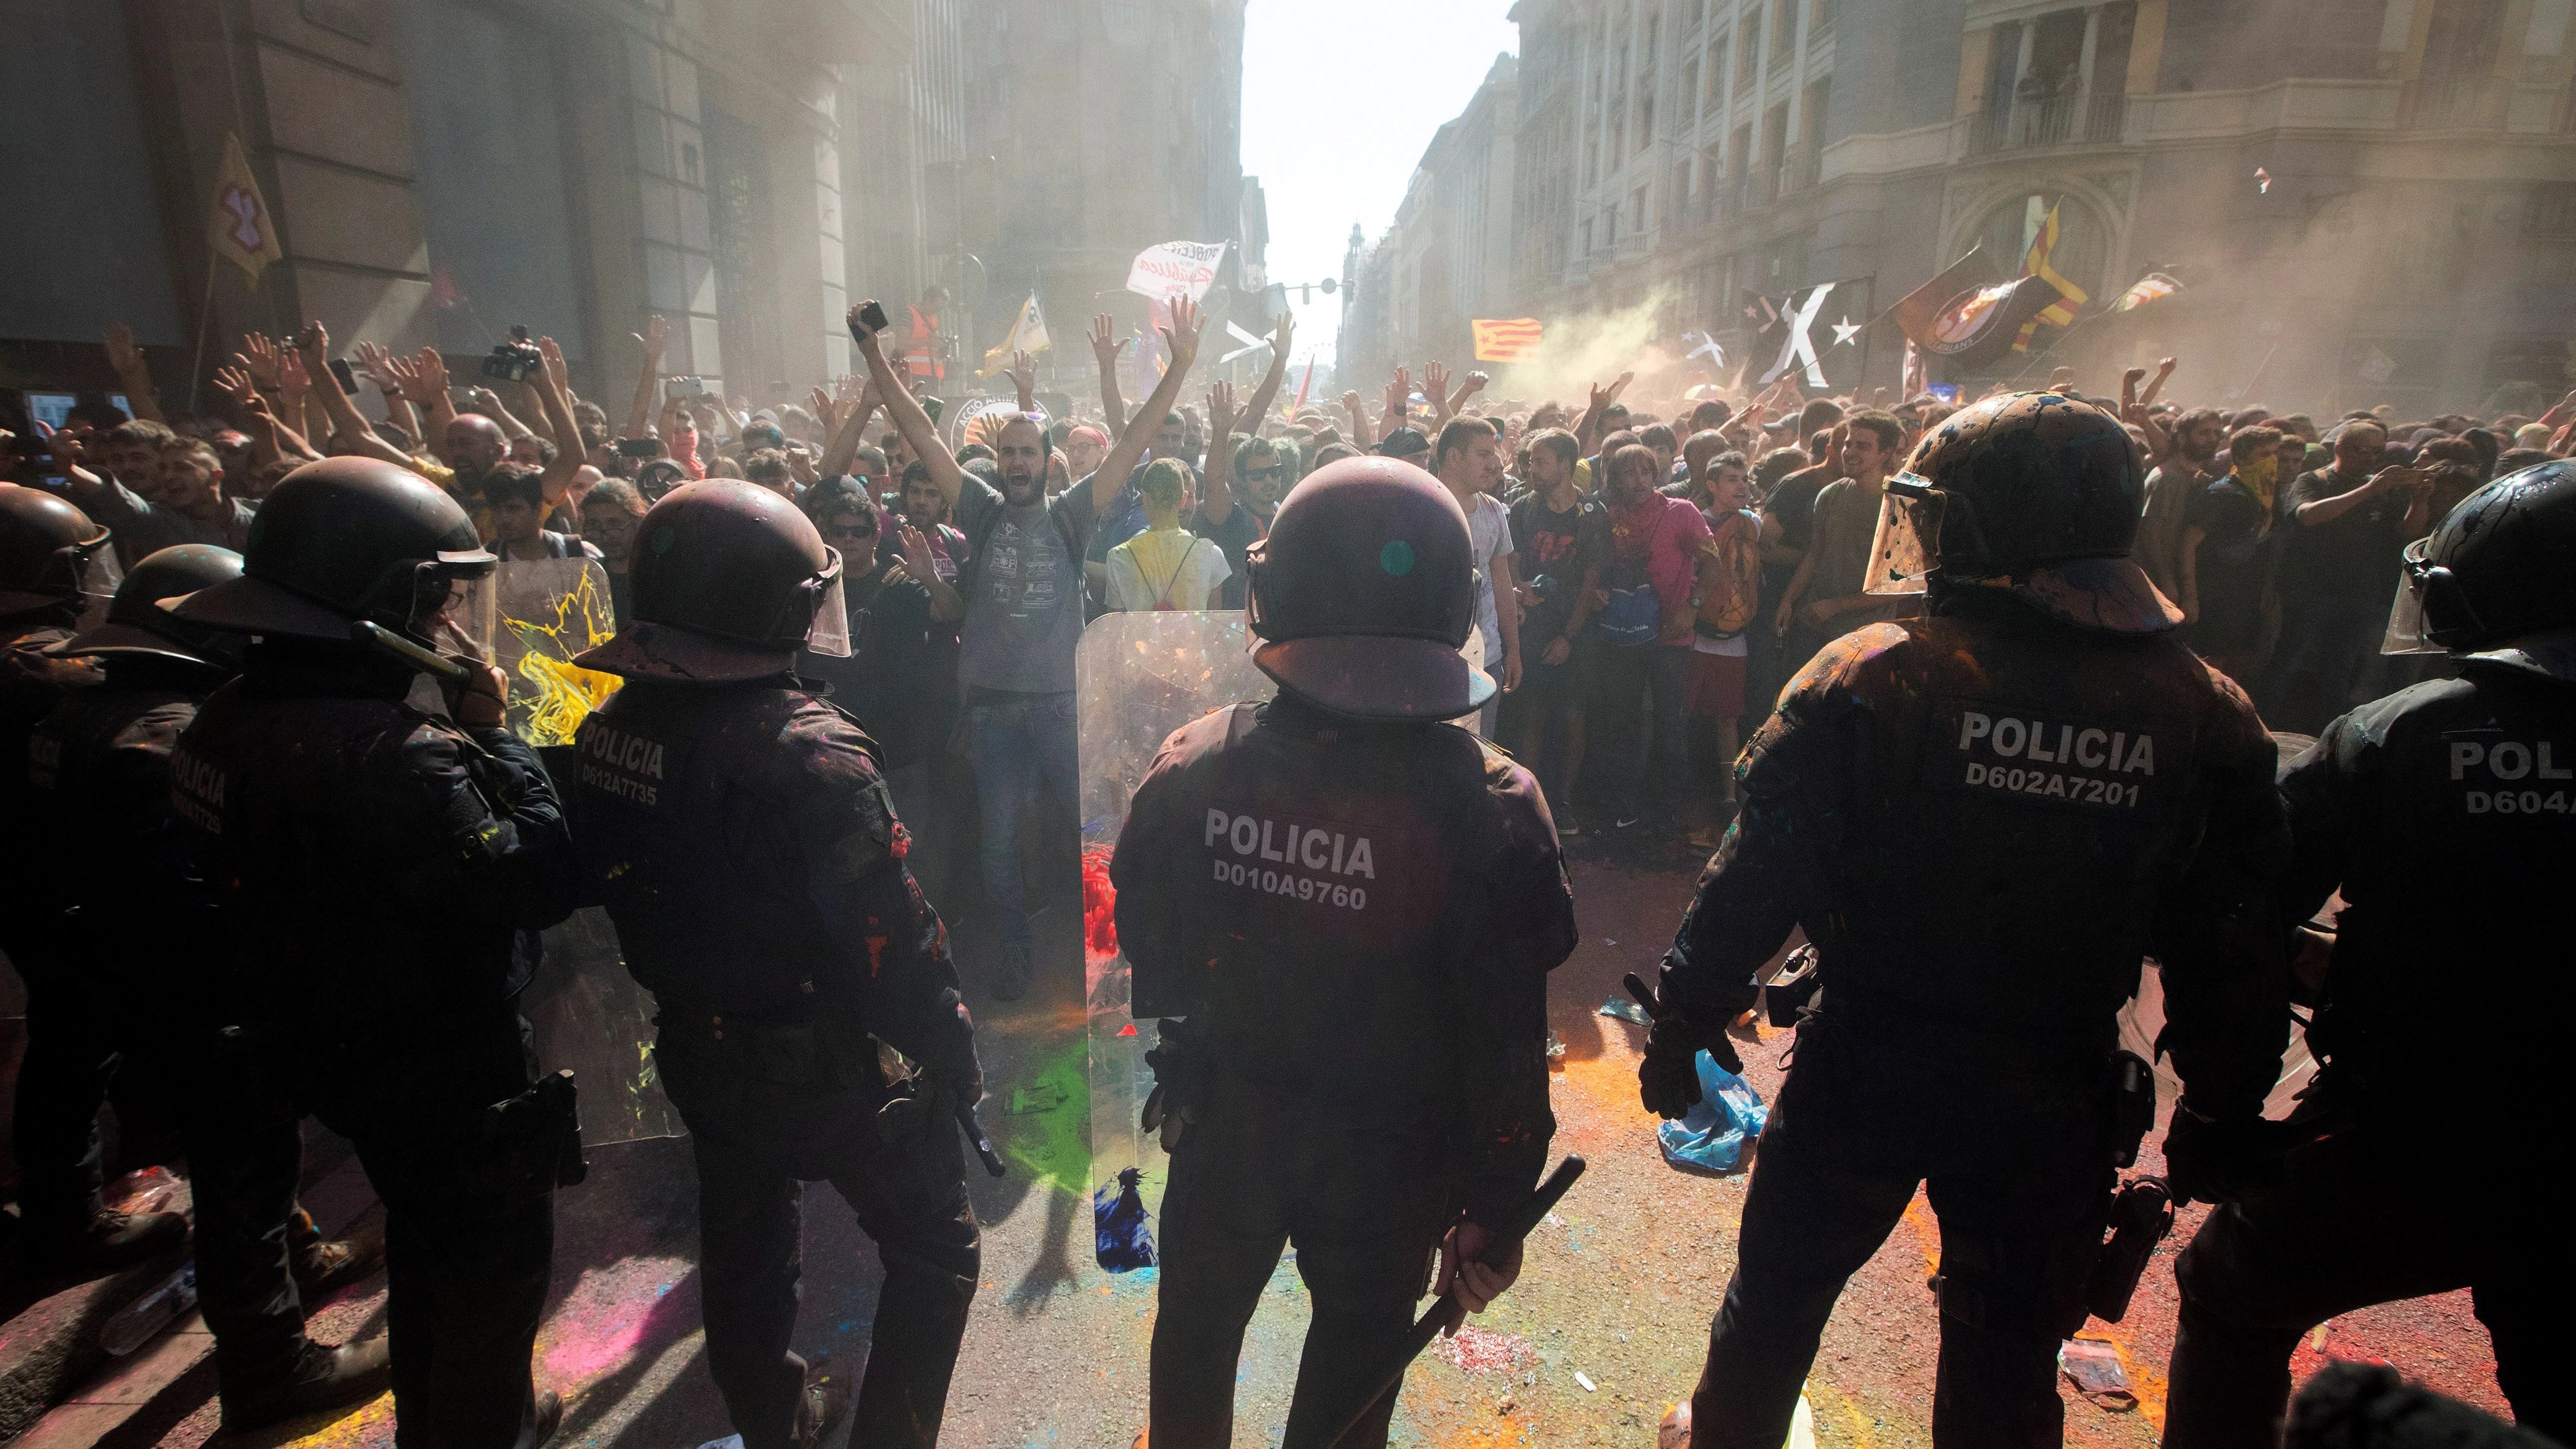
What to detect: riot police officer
<box><xmin>569</xmin><ymin>481</ymin><xmax>981</xmax><ymax>1449</ymax></box>
<box><xmin>29</xmin><ymin>544</ymin><xmax>390</xmax><ymax>1428</ymax></box>
<box><xmin>168</xmin><ymin>458</ymin><xmax>581</xmax><ymax>1449</ymax></box>
<box><xmin>0</xmin><ymin>484</ymin><xmax>190</xmax><ymax>1273</ymax></box>
<box><xmin>1639</xmin><ymin>394</ymin><xmax>2294</xmax><ymax>1448</ymax></box>
<box><xmin>2162</xmin><ymin>460</ymin><xmax>2576</xmax><ymax>1447</ymax></box>
<box><xmin>1110</xmin><ymin>456</ymin><xmax>1579</xmax><ymax>1449</ymax></box>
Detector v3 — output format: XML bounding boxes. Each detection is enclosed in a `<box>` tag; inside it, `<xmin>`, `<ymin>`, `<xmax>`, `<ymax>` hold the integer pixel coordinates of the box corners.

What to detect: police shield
<box><xmin>1078</xmin><ymin>608</ymin><xmax>1271</xmax><ymax>1270</ymax></box>
<box><xmin>494</xmin><ymin>558</ymin><xmax>679</xmax><ymax>1144</ymax></box>
<box><xmin>494</xmin><ymin>557</ymin><xmax>624</xmax><ymax>746</ymax></box>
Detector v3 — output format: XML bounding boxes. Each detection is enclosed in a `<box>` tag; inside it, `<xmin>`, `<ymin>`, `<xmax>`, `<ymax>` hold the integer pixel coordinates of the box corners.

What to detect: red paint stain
<box><xmin>1082</xmin><ymin>844</ymin><xmax>1120</xmax><ymax>964</ymax></box>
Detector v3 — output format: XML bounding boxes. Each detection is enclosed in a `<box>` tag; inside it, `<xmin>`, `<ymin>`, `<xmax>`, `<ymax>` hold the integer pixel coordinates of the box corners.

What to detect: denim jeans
<box><xmin>1589</xmin><ymin>642</ymin><xmax>1692</xmax><ymax>822</ymax></box>
<box><xmin>964</xmin><ymin>690</ymin><xmax>1079</xmax><ymax>948</ymax></box>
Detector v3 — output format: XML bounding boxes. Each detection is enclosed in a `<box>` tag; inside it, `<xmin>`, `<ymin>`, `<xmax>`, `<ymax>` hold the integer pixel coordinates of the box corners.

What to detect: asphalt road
<box><xmin>154</xmin><ymin>836</ymin><xmax>2507</xmax><ymax>1449</ymax></box>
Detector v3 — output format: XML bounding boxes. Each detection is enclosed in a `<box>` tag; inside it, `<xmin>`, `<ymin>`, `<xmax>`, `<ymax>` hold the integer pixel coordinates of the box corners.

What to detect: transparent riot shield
<box><xmin>494</xmin><ymin>558</ymin><xmax>624</xmax><ymax>747</ymax></box>
<box><xmin>494</xmin><ymin>558</ymin><xmax>678</xmax><ymax>1142</ymax></box>
<box><xmin>1078</xmin><ymin>609</ymin><xmax>1271</xmax><ymax>1270</ymax></box>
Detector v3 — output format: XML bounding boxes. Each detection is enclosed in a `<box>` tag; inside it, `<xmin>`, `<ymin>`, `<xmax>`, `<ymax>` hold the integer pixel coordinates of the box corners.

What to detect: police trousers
<box><xmin>307</xmin><ymin>1011</ymin><xmax>556</xmax><ymax>1449</ymax></box>
<box><xmin>7</xmin><ymin>931</ymin><xmax>191</xmax><ymax>1230</ymax></box>
<box><xmin>655</xmin><ymin>1007</ymin><xmax>980</xmax><ymax>1449</ymax></box>
<box><xmin>1149</xmin><ymin>1076</ymin><xmax>1454</xmax><ymax>1449</ymax></box>
<box><xmin>2164</xmin><ymin>1124</ymin><xmax>2574</xmax><ymax>1448</ymax></box>
<box><xmin>1693</xmin><ymin>1018</ymin><xmax>2110</xmax><ymax>1449</ymax></box>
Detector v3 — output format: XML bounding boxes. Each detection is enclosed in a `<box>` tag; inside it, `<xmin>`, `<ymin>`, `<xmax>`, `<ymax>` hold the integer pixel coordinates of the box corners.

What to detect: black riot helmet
<box><xmin>1866</xmin><ymin>391</ymin><xmax>2182</xmax><ymax>634</ymax></box>
<box><xmin>1244</xmin><ymin>454</ymin><xmax>1491</xmax><ymax>720</ymax></box>
<box><xmin>0</xmin><ymin>484</ymin><xmax>115</xmax><ymax>620</ymax></box>
<box><xmin>574</xmin><ymin>480</ymin><xmax>849</xmax><ymax>683</ymax></box>
<box><xmin>168</xmin><ymin>457</ymin><xmax>497</xmax><ymax>651</ymax></box>
<box><xmin>2383</xmin><ymin>459</ymin><xmax>2576</xmax><ymax>679</ymax></box>
<box><xmin>47</xmin><ymin>544</ymin><xmax>246</xmax><ymax>669</ymax></box>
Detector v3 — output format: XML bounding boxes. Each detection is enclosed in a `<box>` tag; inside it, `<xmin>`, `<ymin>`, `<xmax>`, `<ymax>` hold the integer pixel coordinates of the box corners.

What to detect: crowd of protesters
<box><xmin>11</xmin><ymin>312</ymin><xmax>2576</xmax><ymax>982</ymax></box>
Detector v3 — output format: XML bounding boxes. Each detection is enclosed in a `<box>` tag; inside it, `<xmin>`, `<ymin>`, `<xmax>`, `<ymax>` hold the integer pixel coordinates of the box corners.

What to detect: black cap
<box><xmin>1374</xmin><ymin>427</ymin><xmax>1431</xmax><ymax>461</ymax></box>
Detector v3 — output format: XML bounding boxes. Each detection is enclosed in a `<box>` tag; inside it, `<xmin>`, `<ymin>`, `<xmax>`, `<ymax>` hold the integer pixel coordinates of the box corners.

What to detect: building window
<box><xmin>1740</xmin><ymin>12</ymin><xmax>1761</xmax><ymax>81</ymax></box>
<box><xmin>1770</xmin><ymin>0</ymin><xmax>1794</xmax><ymax>63</ymax></box>
<box><xmin>1634</xmin><ymin>184</ymin><xmax>1649</xmax><ymax>232</ymax></box>
<box><xmin>1639</xmin><ymin>87</ymin><xmax>1656</xmax><ymax>149</ymax></box>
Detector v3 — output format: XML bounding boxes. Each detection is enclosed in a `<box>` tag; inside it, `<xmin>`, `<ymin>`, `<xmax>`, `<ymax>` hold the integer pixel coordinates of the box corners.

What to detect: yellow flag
<box><xmin>979</xmin><ymin>293</ymin><xmax>1051</xmax><ymax>375</ymax></box>
<box><xmin>207</xmin><ymin>134</ymin><xmax>283</xmax><ymax>285</ymax></box>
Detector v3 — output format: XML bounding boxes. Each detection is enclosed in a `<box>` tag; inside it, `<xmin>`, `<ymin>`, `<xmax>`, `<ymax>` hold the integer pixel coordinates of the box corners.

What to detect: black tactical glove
<box><xmin>1631</xmin><ymin>972</ymin><xmax>1742</xmax><ymax>1120</ymax></box>
<box><xmin>2161</xmin><ymin>1105</ymin><xmax>2296</xmax><ymax>1205</ymax></box>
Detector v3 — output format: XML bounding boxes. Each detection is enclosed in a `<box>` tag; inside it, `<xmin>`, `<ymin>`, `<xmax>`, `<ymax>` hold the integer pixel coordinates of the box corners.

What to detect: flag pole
<box><xmin>186</xmin><ymin>260</ymin><xmax>219</xmax><ymax>415</ymax></box>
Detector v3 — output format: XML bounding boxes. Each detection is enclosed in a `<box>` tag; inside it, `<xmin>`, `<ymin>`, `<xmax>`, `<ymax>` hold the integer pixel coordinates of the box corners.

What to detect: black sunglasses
<box><xmin>823</xmin><ymin>520</ymin><xmax>876</xmax><ymax>540</ymax></box>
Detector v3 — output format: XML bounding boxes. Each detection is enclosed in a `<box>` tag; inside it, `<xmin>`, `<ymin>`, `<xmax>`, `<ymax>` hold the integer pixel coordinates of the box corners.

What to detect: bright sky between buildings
<box><xmin>1241</xmin><ymin>0</ymin><xmax>1521</xmax><ymax>372</ymax></box>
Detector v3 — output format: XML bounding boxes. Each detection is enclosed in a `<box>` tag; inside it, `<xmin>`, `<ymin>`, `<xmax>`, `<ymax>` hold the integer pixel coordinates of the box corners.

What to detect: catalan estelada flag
<box><xmin>2012</xmin><ymin>204</ymin><xmax>2087</xmax><ymax>352</ymax></box>
<box><xmin>207</xmin><ymin>133</ymin><xmax>283</xmax><ymax>286</ymax></box>
<box><xmin>1472</xmin><ymin>317</ymin><xmax>1543</xmax><ymax>363</ymax></box>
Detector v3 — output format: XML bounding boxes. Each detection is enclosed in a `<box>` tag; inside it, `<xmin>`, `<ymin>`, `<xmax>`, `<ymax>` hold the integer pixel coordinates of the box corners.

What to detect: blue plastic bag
<box><xmin>1094</xmin><ymin>1166</ymin><xmax>1156</xmax><ymax>1272</ymax></box>
<box><xmin>1656</xmin><ymin>1050</ymin><xmax>1768</xmax><ymax>1174</ymax></box>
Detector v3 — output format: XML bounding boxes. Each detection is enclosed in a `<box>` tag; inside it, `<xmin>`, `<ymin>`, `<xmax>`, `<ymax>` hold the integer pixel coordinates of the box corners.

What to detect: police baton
<box><xmin>350</xmin><ymin>620</ymin><xmax>472</xmax><ymax>684</ymax></box>
<box><xmin>956</xmin><ymin>1099</ymin><xmax>1007</xmax><ymax>1178</ymax></box>
<box><xmin>1305</xmin><ymin>1155</ymin><xmax>1586</xmax><ymax>1449</ymax></box>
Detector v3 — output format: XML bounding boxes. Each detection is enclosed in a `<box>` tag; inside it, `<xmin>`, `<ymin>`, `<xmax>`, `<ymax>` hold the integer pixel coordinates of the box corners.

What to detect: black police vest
<box><xmin>1786</xmin><ymin>609</ymin><xmax>2271</xmax><ymax>1042</ymax></box>
<box><xmin>173</xmin><ymin>683</ymin><xmax>543</xmax><ymax>1030</ymax></box>
<box><xmin>571</xmin><ymin>685</ymin><xmax>854</xmax><ymax>1012</ymax></box>
<box><xmin>26</xmin><ymin>679</ymin><xmax>201</xmax><ymax>914</ymax></box>
<box><xmin>2302</xmin><ymin>662</ymin><xmax>2575</xmax><ymax>1101</ymax></box>
<box><xmin>1112</xmin><ymin>702</ymin><xmax>1523</xmax><ymax>1125</ymax></box>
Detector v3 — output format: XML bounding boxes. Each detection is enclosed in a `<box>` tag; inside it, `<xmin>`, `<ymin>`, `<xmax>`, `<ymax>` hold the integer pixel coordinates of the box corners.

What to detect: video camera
<box><xmin>481</xmin><ymin>325</ymin><xmax>543</xmax><ymax>384</ymax></box>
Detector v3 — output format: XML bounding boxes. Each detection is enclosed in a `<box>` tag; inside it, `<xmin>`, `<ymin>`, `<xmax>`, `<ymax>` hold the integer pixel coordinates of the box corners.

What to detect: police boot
<box><xmin>1658</xmin><ymin>1400</ymin><xmax>1691</xmax><ymax>1449</ymax></box>
<box><xmin>219</xmin><ymin>1337</ymin><xmax>393</xmax><ymax>1431</ymax></box>
<box><xmin>292</xmin><ymin>1235</ymin><xmax>382</xmax><ymax>1301</ymax></box>
<box><xmin>794</xmin><ymin>1357</ymin><xmax>853</xmax><ymax>1448</ymax></box>
<box><xmin>19</xmin><ymin>1206</ymin><xmax>189</xmax><ymax>1278</ymax></box>
<box><xmin>519</xmin><ymin>1389</ymin><xmax>565</xmax><ymax>1449</ymax></box>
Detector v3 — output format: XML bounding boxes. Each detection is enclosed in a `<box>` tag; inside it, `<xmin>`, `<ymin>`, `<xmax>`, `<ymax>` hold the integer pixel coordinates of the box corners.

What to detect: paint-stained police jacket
<box><xmin>1110</xmin><ymin>693</ymin><xmax>1579</xmax><ymax>1229</ymax></box>
<box><xmin>173</xmin><ymin>646</ymin><xmax>578</xmax><ymax>1039</ymax></box>
<box><xmin>2278</xmin><ymin>649</ymin><xmax>2574</xmax><ymax>1119</ymax></box>
<box><xmin>1665</xmin><ymin>591</ymin><xmax>2291</xmax><ymax>1115</ymax></box>
<box><xmin>570</xmin><ymin>681</ymin><xmax>974</xmax><ymax>1083</ymax></box>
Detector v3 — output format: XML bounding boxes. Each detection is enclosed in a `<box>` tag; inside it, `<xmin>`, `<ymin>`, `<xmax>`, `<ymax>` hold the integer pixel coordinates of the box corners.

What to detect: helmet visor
<box><xmin>2380</xmin><ymin>540</ymin><xmax>2445</xmax><ymax>656</ymax></box>
<box><xmin>75</xmin><ymin>537</ymin><xmax>122</xmax><ymax>629</ymax></box>
<box><xmin>411</xmin><ymin>563</ymin><xmax>497</xmax><ymax>658</ymax></box>
<box><xmin>1863</xmin><ymin>479</ymin><xmax>1940</xmax><ymax>597</ymax></box>
<box><xmin>803</xmin><ymin>550</ymin><xmax>853</xmax><ymax>658</ymax></box>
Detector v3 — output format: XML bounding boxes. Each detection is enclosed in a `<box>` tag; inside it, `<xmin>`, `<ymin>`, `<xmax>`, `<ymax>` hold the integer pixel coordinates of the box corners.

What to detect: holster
<box><xmin>477</xmin><ymin>1069</ymin><xmax>588</xmax><ymax>1195</ymax></box>
<box><xmin>1142</xmin><ymin>1016</ymin><xmax>1211</xmax><ymax>1127</ymax></box>
<box><xmin>2074</xmin><ymin>1050</ymin><xmax>2175</xmax><ymax>1325</ymax></box>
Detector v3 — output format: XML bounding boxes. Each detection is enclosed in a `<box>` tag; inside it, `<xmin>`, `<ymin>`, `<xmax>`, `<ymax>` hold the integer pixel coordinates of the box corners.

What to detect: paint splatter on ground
<box><xmin>147</xmin><ymin>850</ymin><xmax>2508</xmax><ymax>1448</ymax></box>
<box><xmin>1436</xmin><ymin>1325</ymin><xmax>1536</xmax><ymax>1375</ymax></box>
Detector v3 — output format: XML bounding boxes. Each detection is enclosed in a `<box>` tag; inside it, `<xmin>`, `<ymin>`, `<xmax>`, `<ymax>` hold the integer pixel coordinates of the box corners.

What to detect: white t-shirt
<box><xmin>1106</xmin><ymin>529</ymin><xmax>1232</xmax><ymax>611</ymax></box>
<box><xmin>1464</xmin><ymin>491</ymin><xmax>1514</xmax><ymax>661</ymax></box>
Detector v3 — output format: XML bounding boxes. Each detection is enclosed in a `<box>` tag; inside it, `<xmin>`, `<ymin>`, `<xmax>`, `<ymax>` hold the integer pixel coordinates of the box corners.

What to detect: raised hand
<box><xmin>536</xmin><ymin>336</ymin><xmax>569</xmax><ymax>391</ymax></box>
<box><xmin>212</xmin><ymin>365</ymin><xmax>262</xmax><ymax>411</ymax></box>
<box><xmin>1424</xmin><ymin>360</ymin><xmax>1451</xmax><ymax>403</ymax></box>
<box><xmin>1385</xmin><ymin>367</ymin><xmax>1413</xmax><ymax>422</ymax></box>
<box><xmin>635</xmin><ymin>314</ymin><xmax>668</xmax><ymax>360</ymax></box>
<box><xmin>463</xmin><ymin>385</ymin><xmax>504</xmax><ymax>417</ymax></box>
<box><xmin>103</xmin><ymin>321</ymin><xmax>146</xmax><ymax>377</ymax></box>
<box><xmin>278</xmin><ymin>347</ymin><xmax>313</xmax><ymax>398</ymax></box>
<box><xmin>1008</xmin><ymin>349</ymin><xmax>1037</xmax><ymax>399</ymax></box>
<box><xmin>1341</xmin><ymin>390</ymin><xmax>1365</xmax><ymax>414</ymax></box>
<box><xmin>1459</xmin><ymin>370</ymin><xmax>1489</xmax><ymax>401</ymax></box>
<box><xmin>352</xmin><ymin>339</ymin><xmax>402</xmax><ymax>391</ymax></box>
<box><xmin>293</xmin><ymin>319</ymin><xmax>331</xmax><ymax>374</ymax></box>
<box><xmin>1159</xmin><ymin>296</ymin><xmax>1204</xmax><ymax>366</ymax></box>
<box><xmin>1271</xmin><ymin>310</ymin><xmax>1295</xmax><ymax>356</ymax></box>
<box><xmin>240</xmin><ymin>333</ymin><xmax>285</xmax><ymax>389</ymax></box>
<box><xmin>1088</xmin><ymin>313</ymin><xmax>1126</xmax><ymax>372</ymax></box>
<box><xmin>1206</xmin><ymin>379</ymin><xmax>1240</xmax><ymax>441</ymax></box>
<box><xmin>897</xmin><ymin>521</ymin><xmax>936</xmax><ymax>576</ymax></box>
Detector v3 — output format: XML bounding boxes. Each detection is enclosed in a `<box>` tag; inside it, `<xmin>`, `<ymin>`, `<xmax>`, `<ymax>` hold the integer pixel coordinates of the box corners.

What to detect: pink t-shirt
<box><xmin>1606</xmin><ymin>495</ymin><xmax>1714</xmax><ymax>643</ymax></box>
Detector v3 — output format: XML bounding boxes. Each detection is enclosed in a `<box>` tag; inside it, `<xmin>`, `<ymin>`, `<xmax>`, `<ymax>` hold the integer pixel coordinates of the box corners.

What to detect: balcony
<box><xmin>1967</xmin><ymin>88</ymin><xmax>2127</xmax><ymax>154</ymax></box>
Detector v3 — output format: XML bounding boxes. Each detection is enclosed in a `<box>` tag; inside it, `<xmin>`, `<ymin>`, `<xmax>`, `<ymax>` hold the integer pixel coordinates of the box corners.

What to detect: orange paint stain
<box><xmin>1899</xmin><ymin>1194</ymin><xmax>1940</xmax><ymax>1277</ymax></box>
